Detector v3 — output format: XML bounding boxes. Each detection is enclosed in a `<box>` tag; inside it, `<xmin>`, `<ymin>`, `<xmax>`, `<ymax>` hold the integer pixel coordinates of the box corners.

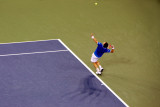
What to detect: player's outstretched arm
<box><xmin>111</xmin><ymin>45</ymin><xmax>114</xmax><ymax>53</ymax></box>
<box><xmin>91</xmin><ymin>33</ymin><xmax>98</xmax><ymax>44</ymax></box>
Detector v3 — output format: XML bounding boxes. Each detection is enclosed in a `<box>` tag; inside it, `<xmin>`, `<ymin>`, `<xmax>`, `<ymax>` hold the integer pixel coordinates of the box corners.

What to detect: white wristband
<box><xmin>91</xmin><ymin>36</ymin><xmax>94</xmax><ymax>39</ymax></box>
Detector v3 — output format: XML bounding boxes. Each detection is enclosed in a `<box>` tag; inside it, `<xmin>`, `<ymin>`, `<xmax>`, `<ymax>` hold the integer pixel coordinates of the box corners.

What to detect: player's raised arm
<box><xmin>91</xmin><ymin>33</ymin><xmax>98</xmax><ymax>44</ymax></box>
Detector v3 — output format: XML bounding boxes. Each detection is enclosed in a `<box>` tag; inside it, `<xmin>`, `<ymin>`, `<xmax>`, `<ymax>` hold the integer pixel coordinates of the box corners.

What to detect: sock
<box><xmin>96</xmin><ymin>68</ymin><xmax>100</xmax><ymax>72</ymax></box>
<box><xmin>99</xmin><ymin>65</ymin><xmax>103</xmax><ymax>69</ymax></box>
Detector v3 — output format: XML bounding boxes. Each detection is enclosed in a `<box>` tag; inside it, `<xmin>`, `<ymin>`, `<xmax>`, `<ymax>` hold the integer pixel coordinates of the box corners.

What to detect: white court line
<box><xmin>0</xmin><ymin>50</ymin><xmax>68</xmax><ymax>57</ymax></box>
<box><xmin>58</xmin><ymin>39</ymin><xmax>129</xmax><ymax>107</ymax></box>
<box><xmin>0</xmin><ymin>39</ymin><xmax>59</xmax><ymax>45</ymax></box>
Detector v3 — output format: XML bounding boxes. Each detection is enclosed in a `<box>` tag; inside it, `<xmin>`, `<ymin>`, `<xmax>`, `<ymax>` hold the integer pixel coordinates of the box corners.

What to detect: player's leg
<box><xmin>93</xmin><ymin>62</ymin><xmax>101</xmax><ymax>74</ymax></box>
<box><xmin>91</xmin><ymin>53</ymin><xmax>101</xmax><ymax>74</ymax></box>
<box><xmin>93</xmin><ymin>62</ymin><xmax>99</xmax><ymax>71</ymax></box>
<box><xmin>96</xmin><ymin>61</ymin><xmax>103</xmax><ymax>72</ymax></box>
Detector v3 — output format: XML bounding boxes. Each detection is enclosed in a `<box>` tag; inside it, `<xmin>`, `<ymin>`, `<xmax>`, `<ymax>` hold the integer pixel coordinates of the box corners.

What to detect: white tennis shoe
<box><xmin>100</xmin><ymin>68</ymin><xmax>104</xmax><ymax>72</ymax></box>
<box><xmin>96</xmin><ymin>68</ymin><xmax>101</xmax><ymax>75</ymax></box>
<box><xmin>96</xmin><ymin>71</ymin><xmax>101</xmax><ymax>75</ymax></box>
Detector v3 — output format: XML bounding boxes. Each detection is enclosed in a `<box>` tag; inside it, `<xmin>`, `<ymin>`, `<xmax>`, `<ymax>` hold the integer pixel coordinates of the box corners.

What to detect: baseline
<box><xmin>0</xmin><ymin>39</ymin><xmax>59</xmax><ymax>45</ymax></box>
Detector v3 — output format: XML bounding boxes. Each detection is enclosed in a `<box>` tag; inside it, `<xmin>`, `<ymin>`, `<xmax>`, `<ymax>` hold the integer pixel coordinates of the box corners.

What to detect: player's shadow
<box><xmin>62</xmin><ymin>75</ymin><xmax>107</xmax><ymax>103</ymax></box>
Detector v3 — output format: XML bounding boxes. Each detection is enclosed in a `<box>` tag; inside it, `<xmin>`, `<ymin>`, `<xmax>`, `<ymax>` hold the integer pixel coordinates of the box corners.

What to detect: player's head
<box><xmin>103</xmin><ymin>42</ymin><xmax>108</xmax><ymax>48</ymax></box>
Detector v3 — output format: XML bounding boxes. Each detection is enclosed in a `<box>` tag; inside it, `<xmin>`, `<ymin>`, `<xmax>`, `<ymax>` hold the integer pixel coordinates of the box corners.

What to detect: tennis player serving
<box><xmin>90</xmin><ymin>33</ymin><xmax>114</xmax><ymax>75</ymax></box>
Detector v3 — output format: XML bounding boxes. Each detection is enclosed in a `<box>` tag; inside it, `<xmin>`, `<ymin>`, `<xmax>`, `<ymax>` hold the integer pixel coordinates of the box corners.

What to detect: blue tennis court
<box><xmin>0</xmin><ymin>39</ymin><xmax>128</xmax><ymax>107</ymax></box>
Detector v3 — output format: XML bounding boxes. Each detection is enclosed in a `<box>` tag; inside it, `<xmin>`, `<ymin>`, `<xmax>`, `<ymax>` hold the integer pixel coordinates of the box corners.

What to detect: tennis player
<box><xmin>90</xmin><ymin>33</ymin><xmax>114</xmax><ymax>75</ymax></box>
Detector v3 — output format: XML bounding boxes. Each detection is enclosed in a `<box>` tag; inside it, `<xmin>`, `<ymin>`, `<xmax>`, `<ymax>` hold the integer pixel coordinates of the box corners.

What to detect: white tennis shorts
<box><xmin>91</xmin><ymin>53</ymin><xmax>99</xmax><ymax>62</ymax></box>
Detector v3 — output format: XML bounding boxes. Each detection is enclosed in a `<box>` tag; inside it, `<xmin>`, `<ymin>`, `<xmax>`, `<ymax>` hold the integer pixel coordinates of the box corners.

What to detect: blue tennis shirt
<box><xmin>94</xmin><ymin>42</ymin><xmax>111</xmax><ymax>58</ymax></box>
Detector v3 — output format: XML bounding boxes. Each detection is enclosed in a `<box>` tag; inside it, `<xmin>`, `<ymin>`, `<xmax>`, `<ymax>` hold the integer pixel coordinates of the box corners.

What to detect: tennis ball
<box><xmin>94</xmin><ymin>2</ymin><xmax>98</xmax><ymax>5</ymax></box>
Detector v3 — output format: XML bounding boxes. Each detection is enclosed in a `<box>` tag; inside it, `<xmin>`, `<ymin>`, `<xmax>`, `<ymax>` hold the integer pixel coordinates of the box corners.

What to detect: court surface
<box><xmin>0</xmin><ymin>39</ymin><xmax>128</xmax><ymax>107</ymax></box>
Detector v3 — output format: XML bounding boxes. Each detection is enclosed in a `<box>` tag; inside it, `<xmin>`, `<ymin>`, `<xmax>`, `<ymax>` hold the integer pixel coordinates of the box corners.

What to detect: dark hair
<box><xmin>103</xmin><ymin>42</ymin><xmax>108</xmax><ymax>48</ymax></box>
